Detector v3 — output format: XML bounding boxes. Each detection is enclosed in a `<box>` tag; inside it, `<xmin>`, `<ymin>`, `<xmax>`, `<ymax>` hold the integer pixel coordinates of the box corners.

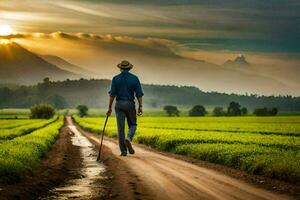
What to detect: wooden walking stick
<box><xmin>97</xmin><ymin>114</ymin><xmax>109</xmax><ymax>161</ymax></box>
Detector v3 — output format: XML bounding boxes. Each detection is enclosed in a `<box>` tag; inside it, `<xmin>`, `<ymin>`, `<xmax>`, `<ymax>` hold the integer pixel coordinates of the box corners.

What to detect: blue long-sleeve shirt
<box><xmin>109</xmin><ymin>71</ymin><xmax>144</xmax><ymax>102</ymax></box>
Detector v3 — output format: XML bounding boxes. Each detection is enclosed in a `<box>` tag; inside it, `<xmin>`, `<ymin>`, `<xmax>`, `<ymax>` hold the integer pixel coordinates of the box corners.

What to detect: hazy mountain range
<box><xmin>0</xmin><ymin>41</ymin><xmax>297</xmax><ymax>96</ymax></box>
<box><xmin>0</xmin><ymin>42</ymin><xmax>82</xmax><ymax>84</ymax></box>
<box><xmin>40</xmin><ymin>54</ymin><xmax>94</xmax><ymax>77</ymax></box>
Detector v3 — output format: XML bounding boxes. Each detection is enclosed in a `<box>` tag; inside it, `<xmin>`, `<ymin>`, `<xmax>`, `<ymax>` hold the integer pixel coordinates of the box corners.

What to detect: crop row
<box><xmin>0</xmin><ymin>117</ymin><xmax>64</xmax><ymax>183</ymax></box>
<box><xmin>73</xmin><ymin>116</ymin><xmax>300</xmax><ymax>151</ymax></box>
<box><xmin>75</xmin><ymin>116</ymin><xmax>300</xmax><ymax>136</ymax></box>
<box><xmin>135</xmin><ymin>127</ymin><xmax>300</xmax><ymax>151</ymax></box>
<box><xmin>175</xmin><ymin>143</ymin><xmax>300</xmax><ymax>183</ymax></box>
<box><xmin>0</xmin><ymin>117</ymin><xmax>58</xmax><ymax>140</ymax></box>
<box><xmin>0</xmin><ymin>119</ymin><xmax>45</xmax><ymax>129</ymax></box>
<box><xmin>138</xmin><ymin>122</ymin><xmax>300</xmax><ymax>136</ymax></box>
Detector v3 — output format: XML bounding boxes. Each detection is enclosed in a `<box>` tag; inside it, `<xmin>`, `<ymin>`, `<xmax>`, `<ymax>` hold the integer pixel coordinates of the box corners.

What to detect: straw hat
<box><xmin>117</xmin><ymin>60</ymin><xmax>133</xmax><ymax>69</ymax></box>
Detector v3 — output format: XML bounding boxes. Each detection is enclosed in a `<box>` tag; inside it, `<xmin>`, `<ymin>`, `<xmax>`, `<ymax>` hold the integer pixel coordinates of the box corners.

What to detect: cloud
<box><xmin>51</xmin><ymin>32</ymin><xmax>80</xmax><ymax>40</ymax></box>
<box><xmin>0</xmin><ymin>33</ymin><xmax>29</xmax><ymax>39</ymax></box>
<box><xmin>54</xmin><ymin>2</ymin><xmax>114</xmax><ymax>19</ymax></box>
<box><xmin>2</xmin><ymin>0</ymin><xmax>300</xmax><ymax>50</ymax></box>
<box><xmin>8</xmin><ymin>31</ymin><xmax>300</xmax><ymax>62</ymax></box>
<box><xmin>10</xmin><ymin>31</ymin><xmax>181</xmax><ymax>58</ymax></box>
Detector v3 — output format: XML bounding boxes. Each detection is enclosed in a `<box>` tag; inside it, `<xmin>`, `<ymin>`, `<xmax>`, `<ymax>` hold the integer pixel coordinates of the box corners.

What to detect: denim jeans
<box><xmin>115</xmin><ymin>100</ymin><xmax>137</xmax><ymax>154</ymax></box>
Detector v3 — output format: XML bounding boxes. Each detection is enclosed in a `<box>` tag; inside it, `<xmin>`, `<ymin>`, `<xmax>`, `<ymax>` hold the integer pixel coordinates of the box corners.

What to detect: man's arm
<box><xmin>107</xmin><ymin>77</ymin><xmax>116</xmax><ymax>116</ymax></box>
<box><xmin>137</xmin><ymin>97</ymin><xmax>143</xmax><ymax>116</ymax></box>
<box><xmin>135</xmin><ymin>77</ymin><xmax>144</xmax><ymax>116</ymax></box>
<box><xmin>107</xmin><ymin>96</ymin><xmax>115</xmax><ymax>116</ymax></box>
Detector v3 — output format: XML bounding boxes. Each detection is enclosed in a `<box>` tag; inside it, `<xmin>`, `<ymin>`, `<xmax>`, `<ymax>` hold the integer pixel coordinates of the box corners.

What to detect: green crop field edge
<box><xmin>74</xmin><ymin>116</ymin><xmax>300</xmax><ymax>137</ymax></box>
<box><xmin>0</xmin><ymin>117</ymin><xmax>59</xmax><ymax>140</ymax></box>
<box><xmin>175</xmin><ymin>143</ymin><xmax>300</xmax><ymax>183</ymax></box>
<box><xmin>0</xmin><ymin>117</ymin><xmax>64</xmax><ymax>183</ymax></box>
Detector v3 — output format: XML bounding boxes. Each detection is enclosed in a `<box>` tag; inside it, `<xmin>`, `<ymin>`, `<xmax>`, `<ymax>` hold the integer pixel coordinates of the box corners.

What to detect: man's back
<box><xmin>109</xmin><ymin>71</ymin><xmax>143</xmax><ymax>102</ymax></box>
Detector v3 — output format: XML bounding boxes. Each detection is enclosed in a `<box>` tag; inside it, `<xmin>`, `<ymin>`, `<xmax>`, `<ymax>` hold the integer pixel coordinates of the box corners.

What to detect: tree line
<box><xmin>164</xmin><ymin>102</ymin><xmax>278</xmax><ymax>116</ymax></box>
<box><xmin>28</xmin><ymin>101</ymin><xmax>279</xmax><ymax>119</ymax></box>
<box><xmin>0</xmin><ymin>78</ymin><xmax>299</xmax><ymax>112</ymax></box>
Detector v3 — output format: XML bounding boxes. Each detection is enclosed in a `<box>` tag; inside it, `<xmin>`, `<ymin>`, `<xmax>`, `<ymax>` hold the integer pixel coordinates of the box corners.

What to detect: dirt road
<box><xmin>71</xmin><ymin>117</ymin><xmax>294</xmax><ymax>200</ymax></box>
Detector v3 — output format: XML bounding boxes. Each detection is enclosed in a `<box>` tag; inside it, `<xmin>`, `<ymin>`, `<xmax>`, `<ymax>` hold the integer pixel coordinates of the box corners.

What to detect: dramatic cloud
<box><xmin>1</xmin><ymin>0</ymin><xmax>299</xmax><ymax>52</ymax></box>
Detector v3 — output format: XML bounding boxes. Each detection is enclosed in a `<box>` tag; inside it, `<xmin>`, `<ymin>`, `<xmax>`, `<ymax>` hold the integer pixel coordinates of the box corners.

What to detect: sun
<box><xmin>0</xmin><ymin>25</ymin><xmax>13</xmax><ymax>36</ymax></box>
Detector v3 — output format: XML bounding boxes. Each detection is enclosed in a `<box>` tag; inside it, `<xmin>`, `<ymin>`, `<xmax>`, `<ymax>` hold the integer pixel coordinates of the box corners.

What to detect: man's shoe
<box><xmin>125</xmin><ymin>139</ymin><xmax>135</xmax><ymax>154</ymax></box>
<box><xmin>120</xmin><ymin>152</ymin><xmax>127</xmax><ymax>156</ymax></box>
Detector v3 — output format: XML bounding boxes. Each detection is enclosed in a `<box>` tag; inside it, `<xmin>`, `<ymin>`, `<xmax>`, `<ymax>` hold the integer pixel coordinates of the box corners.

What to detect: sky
<box><xmin>0</xmin><ymin>0</ymin><xmax>299</xmax><ymax>95</ymax></box>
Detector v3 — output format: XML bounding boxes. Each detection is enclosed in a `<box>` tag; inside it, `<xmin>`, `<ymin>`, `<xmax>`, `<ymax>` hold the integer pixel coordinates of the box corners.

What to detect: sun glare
<box><xmin>0</xmin><ymin>24</ymin><xmax>13</xmax><ymax>36</ymax></box>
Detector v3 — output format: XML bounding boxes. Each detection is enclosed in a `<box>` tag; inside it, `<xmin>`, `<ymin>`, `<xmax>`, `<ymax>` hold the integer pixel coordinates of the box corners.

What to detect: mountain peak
<box><xmin>224</xmin><ymin>54</ymin><xmax>249</xmax><ymax>66</ymax></box>
<box><xmin>234</xmin><ymin>54</ymin><xmax>248</xmax><ymax>65</ymax></box>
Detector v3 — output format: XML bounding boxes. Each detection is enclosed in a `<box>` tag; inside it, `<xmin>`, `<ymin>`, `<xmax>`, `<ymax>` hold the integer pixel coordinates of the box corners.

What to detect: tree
<box><xmin>47</xmin><ymin>95</ymin><xmax>68</xmax><ymax>109</ymax></box>
<box><xmin>30</xmin><ymin>104</ymin><xmax>55</xmax><ymax>119</ymax></box>
<box><xmin>253</xmin><ymin>107</ymin><xmax>267</xmax><ymax>116</ymax></box>
<box><xmin>43</xmin><ymin>77</ymin><xmax>50</xmax><ymax>84</ymax></box>
<box><xmin>37</xmin><ymin>77</ymin><xmax>51</xmax><ymax>97</ymax></box>
<box><xmin>189</xmin><ymin>105</ymin><xmax>207</xmax><ymax>116</ymax></box>
<box><xmin>163</xmin><ymin>105</ymin><xmax>180</xmax><ymax>116</ymax></box>
<box><xmin>77</xmin><ymin>105</ymin><xmax>89</xmax><ymax>117</ymax></box>
<box><xmin>213</xmin><ymin>107</ymin><xmax>226</xmax><ymax>116</ymax></box>
<box><xmin>0</xmin><ymin>87</ymin><xmax>11</xmax><ymax>106</ymax></box>
<box><xmin>227</xmin><ymin>101</ymin><xmax>241</xmax><ymax>116</ymax></box>
<box><xmin>270</xmin><ymin>108</ymin><xmax>278</xmax><ymax>116</ymax></box>
<box><xmin>254</xmin><ymin>107</ymin><xmax>278</xmax><ymax>116</ymax></box>
<box><xmin>241</xmin><ymin>107</ymin><xmax>248</xmax><ymax>116</ymax></box>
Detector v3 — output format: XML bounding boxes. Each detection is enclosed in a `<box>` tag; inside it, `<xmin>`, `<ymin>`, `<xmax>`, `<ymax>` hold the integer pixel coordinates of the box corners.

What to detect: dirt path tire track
<box><xmin>72</xmin><ymin>117</ymin><xmax>296</xmax><ymax>200</ymax></box>
<box><xmin>76</xmin><ymin>128</ymin><xmax>152</xmax><ymax>200</ymax></box>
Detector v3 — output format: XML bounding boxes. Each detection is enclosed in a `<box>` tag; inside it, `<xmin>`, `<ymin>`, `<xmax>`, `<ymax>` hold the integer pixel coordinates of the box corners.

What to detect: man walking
<box><xmin>107</xmin><ymin>60</ymin><xmax>144</xmax><ymax>156</ymax></box>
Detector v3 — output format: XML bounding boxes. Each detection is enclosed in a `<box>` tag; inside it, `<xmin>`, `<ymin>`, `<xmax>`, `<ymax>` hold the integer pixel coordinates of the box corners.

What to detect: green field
<box><xmin>1</xmin><ymin>109</ymin><xmax>299</xmax><ymax>184</ymax></box>
<box><xmin>0</xmin><ymin>116</ymin><xmax>64</xmax><ymax>183</ymax></box>
<box><xmin>73</xmin><ymin>116</ymin><xmax>300</xmax><ymax>183</ymax></box>
<box><xmin>0</xmin><ymin>117</ymin><xmax>58</xmax><ymax>141</ymax></box>
<box><xmin>1</xmin><ymin>108</ymin><xmax>299</xmax><ymax>118</ymax></box>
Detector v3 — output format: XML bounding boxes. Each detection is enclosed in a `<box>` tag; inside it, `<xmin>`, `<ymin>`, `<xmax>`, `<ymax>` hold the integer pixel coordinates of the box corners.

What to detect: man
<box><xmin>107</xmin><ymin>60</ymin><xmax>144</xmax><ymax>156</ymax></box>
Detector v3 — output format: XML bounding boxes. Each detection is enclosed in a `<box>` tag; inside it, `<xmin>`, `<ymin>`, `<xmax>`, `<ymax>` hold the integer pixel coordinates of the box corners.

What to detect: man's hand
<box><xmin>137</xmin><ymin>106</ymin><xmax>143</xmax><ymax>116</ymax></box>
<box><xmin>107</xmin><ymin>107</ymin><xmax>112</xmax><ymax>116</ymax></box>
<box><xmin>137</xmin><ymin>97</ymin><xmax>143</xmax><ymax>116</ymax></box>
<box><xmin>107</xmin><ymin>96</ymin><xmax>115</xmax><ymax>116</ymax></box>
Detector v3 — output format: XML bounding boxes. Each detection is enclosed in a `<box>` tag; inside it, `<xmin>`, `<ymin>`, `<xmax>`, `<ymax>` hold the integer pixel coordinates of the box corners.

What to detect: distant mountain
<box><xmin>0</xmin><ymin>42</ymin><xmax>296</xmax><ymax>95</ymax></box>
<box><xmin>0</xmin><ymin>42</ymin><xmax>81</xmax><ymax>85</ymax></box>
<box><xmin>224</xmin><ymin>54</ymin><xmax>249</xmax><ymax>66</ymax></box>
<box><xmin>40</xmin><ymin>54</ymin><xmax>94</xmax><ymax>77</ymax></box>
